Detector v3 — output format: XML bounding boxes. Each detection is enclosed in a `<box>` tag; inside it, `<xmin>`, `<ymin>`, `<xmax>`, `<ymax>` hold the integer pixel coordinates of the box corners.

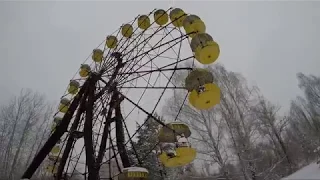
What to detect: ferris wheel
<box><xmin>21</xmin><ymin>7</ymin><xmax>221</xmax><ymax>180</ymax></box>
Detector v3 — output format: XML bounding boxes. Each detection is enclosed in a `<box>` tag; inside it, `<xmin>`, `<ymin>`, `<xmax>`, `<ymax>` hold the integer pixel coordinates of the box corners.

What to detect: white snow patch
<box><xmin>282</xmin><ymin>163</ymin><xmax>320</xmax><ymax>180</ymax></box>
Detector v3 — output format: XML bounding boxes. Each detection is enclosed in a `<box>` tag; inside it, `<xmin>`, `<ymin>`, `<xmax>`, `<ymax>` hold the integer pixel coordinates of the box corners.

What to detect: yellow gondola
<box><xmin>138</xmin><ymin>15</ymin><xmax>151</xmax><ymax>30</ymax></box>
<box><xmin>59</xmin><ymin>98</ymin><xmax>70</xmax><ymax>113</ymax></box>
<box><xmin>169</xmin><ymin>8</ymin><xmax>187</xmax><ymax>27</ymax></box>
<box><xmin>159</xmin><ymin>147</ymin><xmax>196</xmax><ymax>167</ymax></box>
<box><xmin>185</xmin><ymin>68</ymin><xmax>213</xmax><ymax>92</ymax></box>
<box><xmin>46</xmin><ymin>165</ymin><xmax>58</xmax><ymax>174</ymax></box>
<box><xmin>106</xmin><ymin>35</ymin><xmax>118</xmax><ymax>49</ymax></box>
<box><xmin>183</xmin><ymin>15</ymin><xmax>206</xmax><ymax>38</ymax></box>
<box><xmin>68</xmin><ymin>80</ymin><xmax>80</xmax><ymax>95</ymax></box>
<box><xmin>118</xmin><ymin>167</ymin><xmax>148</xmax><ymax>180</ymax></box>
<box><xmin>190</xmin><ymin>33</ymin><xmax>220</xmax><ymax>65</ymax></box>
<box><xmin>189</xmin><ymin>83</ymin><xmax>220</xmax><ymax>110</ymax></box>
<box><xmin>79</xmin><ymin>64</ymin><xmax>91</xmax><ymax>77</ymax></box>
<box><xmin>154</xmin><ymin>9</ymin><xmax>169</xmax><ymax>26</ymax></box>
<box><xmin>158</xmin><ymin>122</ymin><xmax>191</xmax><ymax>143</ymax></box>
<box><xmin>122</xmin><ymin>24</ymin><xmax>134</xmax><ymax>38</ymax></box>
<box><xmin>48</xmin><ymin>155</ymin><xmax>62</xmax><ymax>162</ymax></box>
<box><xmin>54</xmin><ymin>116</ymin><xmax>62</xmax><ymax>123</ymax></box>
<box><xmin>51</xmin><ymin>116</ymin><xmax>62</xmax><ymax>132</ymax></box>
<box><xmin>51</xmin><ymin>123</ymin><xmax>57</xmax><ymax>132</ymax></box>
<box><xmin>50</xmin><ymin>145</ymin><xmax>61</xmax><ymax>155</ymax></box>
<box><xmin>92</xmin><ymin>49</ymin><xmax>104</xmax><ymax>63</ymax></box>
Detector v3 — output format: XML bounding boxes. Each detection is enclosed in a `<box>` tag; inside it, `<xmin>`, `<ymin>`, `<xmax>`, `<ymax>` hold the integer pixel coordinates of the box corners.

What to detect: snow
<box><xmin>122</xmin><ymin>167</ymin><xmax>149</xmax><ymax>173</ymax></box>
<box><xmin>282</xmin><ymin>163</ymin><xmax>320</xmax><ymax>180</ymax></box>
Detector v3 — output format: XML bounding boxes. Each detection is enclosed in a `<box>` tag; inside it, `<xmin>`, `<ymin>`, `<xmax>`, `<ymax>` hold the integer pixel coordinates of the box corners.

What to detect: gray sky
<box><xmin>1</xmin><ymin>0</ymin><xmax>319</xmax><ymax>114</ymax></box>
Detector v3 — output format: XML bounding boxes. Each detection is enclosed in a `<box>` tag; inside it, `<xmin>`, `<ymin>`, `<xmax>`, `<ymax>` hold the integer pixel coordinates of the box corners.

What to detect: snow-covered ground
<box><xmin>282</xmin><ymin>163</ymin><xmax>320</xmax><ymax>180</ymax></box>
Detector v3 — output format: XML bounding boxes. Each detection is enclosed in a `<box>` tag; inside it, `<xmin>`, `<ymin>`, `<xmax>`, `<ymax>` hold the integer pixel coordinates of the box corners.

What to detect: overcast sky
<box><xmin>1</xmin><ymin>0</ymin><xmax>319</xmax><ymax>114</ymax></box>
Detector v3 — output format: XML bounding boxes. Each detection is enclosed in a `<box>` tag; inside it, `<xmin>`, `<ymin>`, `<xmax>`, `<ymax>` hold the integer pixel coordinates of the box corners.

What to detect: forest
<box><xmin>0</xmin><ymin>63</ymin><xmax>319</xmax><ymax>180</ymax></box>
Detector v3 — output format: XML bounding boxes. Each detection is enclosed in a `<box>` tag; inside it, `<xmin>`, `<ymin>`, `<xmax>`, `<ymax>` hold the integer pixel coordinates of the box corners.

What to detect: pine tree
<box><xmin>129</xmin><ymin>113</ymin><xmax>164</xmax><ymax>180</ymax></box>
<box><xmin>128</xmin><ymin>113</ymin><xmax>191</xmax><ymax>179</ymax></box>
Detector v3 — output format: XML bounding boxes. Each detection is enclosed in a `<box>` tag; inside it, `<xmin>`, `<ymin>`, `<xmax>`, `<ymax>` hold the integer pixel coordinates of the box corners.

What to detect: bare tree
<box><xmin>296</xmin><ymin>73</ymin><xmax>320</xmax><ymax>111</ymax></box>
<box><xmin>24</xmin><ymin>105</ymin><xmax>52</xmax><ymax>169</ymax></box>
<box><xmin>284</xmin><ymin>73</ymin><xmax>320</xmax><ymax>167</ymax></box>
<box><xmin>0</xmin><ymin>89</ymin><xmax>54</xmax><ymax>180</ymax></box>
<box><xmin>164</xmin><ymin>66</ymin><xmax>320</xmax><ymax>179</ymax></box>
<box><xmin>1</xmin><ymin>90</ymin><xmax>29</xmax><ymax>177</ymax></box>
<box><xmin>291</xmin><ymin>73</ymin><xmax>320</xmax><ymax>138</ymax></box>
<box><xmin>165</xmin><ymin>63</ymin><xmax>302</xmax><ymax>180</ymax></box>
<box><xmin>165</xmin><ymin>63</ymin><xmax>264</xmax><ymax>180</ymax></box>
<box><xmin>209</xmin><ymin>64</ymin><xmax>262</xmax><ymax>180</ymax></box>
<box><xmin>252</xmin><ymin>96</ymin><xmax>295</xmax><ymax>176</ymax></box>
